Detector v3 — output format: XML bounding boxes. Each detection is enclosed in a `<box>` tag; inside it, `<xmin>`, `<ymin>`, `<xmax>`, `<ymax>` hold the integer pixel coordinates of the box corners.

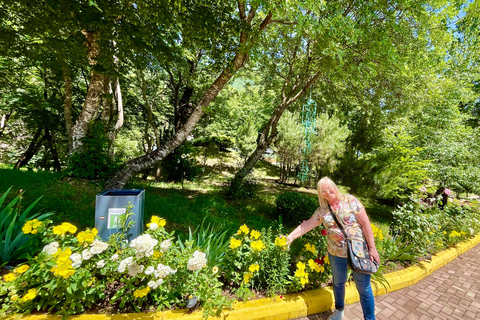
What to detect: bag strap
<box><xmin>328</xmin><ymin>204</ymin><xmax>349</xmax><ymax>240</ymax></box>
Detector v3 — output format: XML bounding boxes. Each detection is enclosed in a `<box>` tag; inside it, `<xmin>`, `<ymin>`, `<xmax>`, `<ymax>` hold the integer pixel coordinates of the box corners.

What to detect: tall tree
<box><xmin>231</xmin><ymin>0</ymin><xmax>450</xmax><ymax>189</ymax></box>
<box><xmin>105</xmin><ymin>1</ymin><xmax>290</xmax><ymax>189</ymax></box>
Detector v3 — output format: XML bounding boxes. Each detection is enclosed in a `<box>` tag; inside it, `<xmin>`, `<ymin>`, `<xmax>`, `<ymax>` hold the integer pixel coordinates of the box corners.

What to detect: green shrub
<box><xmin>227</xmin><ymin>178</ymin><xmax>259</xmax><ymax>199</ymax></box>
<box><xmin>0</xmin><ymin>187</ymin><xmax>54</xmax><ymax>266</ymax></box>
<box><xmin>222</xmin><ymin>223</ymin><xmax>291</xmax><ymax>296</ymax></box>
<box><xmin>161</xmin><ymin>143</ymin><xmax>202</xmax><ymax>183</ymax></box>
<box><xmin>275</xmin><ymin>192</ymin><xmax>318</xmax><ymax>227</ymax></box>
<box><xmin>66</xmin><ymin>123</ymin><xmax>120</xmax><ymax>180</ymax></box>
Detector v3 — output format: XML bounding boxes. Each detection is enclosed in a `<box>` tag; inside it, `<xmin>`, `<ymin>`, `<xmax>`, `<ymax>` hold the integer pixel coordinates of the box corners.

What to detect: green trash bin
<box><xmin>95</xmin><ymin>189</ymin><xmax>145</xmax><ymax>242</ymax></box>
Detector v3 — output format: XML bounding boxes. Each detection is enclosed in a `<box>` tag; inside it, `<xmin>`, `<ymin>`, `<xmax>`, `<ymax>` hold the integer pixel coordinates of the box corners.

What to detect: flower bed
<box><xmin>1</xmin><ymin>195</ymin><xmax>480</xmax><ymax>319</ymax></box>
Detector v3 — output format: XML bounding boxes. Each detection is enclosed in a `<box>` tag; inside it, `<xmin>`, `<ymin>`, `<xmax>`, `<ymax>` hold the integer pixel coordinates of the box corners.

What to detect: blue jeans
<box><xmin>329</xmin><ymin>253</ymin><xmax>375</xmax><ymax>320</ymax></box>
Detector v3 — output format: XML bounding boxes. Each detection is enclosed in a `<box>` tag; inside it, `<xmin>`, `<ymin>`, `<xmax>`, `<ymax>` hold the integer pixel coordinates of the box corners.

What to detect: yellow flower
<box><xmin>147</xmin><ymin>216</ymin><xmax>166</xmax><ymax>228</ymax></box>
<box><xmin>239</xmin><ymin>224</ymin><xmax>249</xmax><ymax>235</ymax></box>
<box><xmin>229</xmin><ymin>238</ymin><xmax>242</xmax><ymax>249</ymax></box>
<box><xmin>3</xmin><ymin>273</ymin><xmax>17</xmax><ymax>282</ymax></box>
<box><xmin>307</xmin><ymin>259</ymin><xmax>322</xmax><ymax>273</ymax></box>
<box><xmin>212</xmin><ymin>266</ymin><xmax>219</xmax><ymax>274</ymax></box>
<box><xmin>14</xmin><ymin>265</ymin><xmax>29</xmax><ymax>274</ymax></box>
<box><xmin>11</xmin><ymin>294</ymin><xmax>19</xmax><ymax>302</ymax></box>
<box><xmin>53</xmin><ymin>223</ymin><xmax>77</xmax><ymax>236</ymax></box>
<box><xmin>54</xmin><ymin>247</ymin><xmax>72</xmax><ymax>263</ymax></box>
<box><xmin>296</xmin><ymin>261</ymin><xmax>306</xmax><ymax>270</ymax></box>
<box><xmin>22</xmin><ymin>288</ymin><xmax>37</xmax><ymax>301</ymax></box>
<box><xmin>133</xmin><ymin>287</ymin><xmax>151</xmax><ymax>298</ymax></box>
<box><xmin>243</xmin><ymin>272</ymin><xmax>252</xmax><ymax>284</ymax></box>
<box><xmin>300</xmin><ymin>275</ymin><xmax>309</xmax><ymax>285</ymax></box>
<box><xmin>249</xmin><ymin>264</ymin><xmax>260</xmax><ymax>272</ymax></box>
<box><xmin>22</xmin><ymin>219</ymin><xmax>42</xmax><ymax>234</ymax></box>
<box><xmin>250</xmin><ymin>230</ymin><xmax>261</xmax><ymax>240</ymax></box>
<box><xmin>295</xmin><ymin>268</ymin><xmax>306</xmax><ymax>278</ymax></box>
<box><xmin>153</xmin><ymin>251</ymin><xmax>163</xmax><ymax>259</ymax></box>
<box><xmin>51</xmin><ymin>262</ymin><xmax>75</xmax><ymax>279</ymax></box>
<box><xmin>324</xmin><ymin>255</ymin><xmax>330</xmax><ymax>265</ymax></box>
<box><xmin>250</xmin><ymin>240</ymin><xmax>265</xmax><ymax>252</ymax></box>
<box><xmin>274</xmin><ymin>236</ymin><xmax>287</xmax><ymax>247</ymax></box>
<box><xmin>77</xmin><ymin>231</ymin><xmax>95</xmax><ymax>244</ymax></box>
<box><xmin>305</xmin><ymin>243</ymin><xmax>316</xmax><ymax>254</ymax></box>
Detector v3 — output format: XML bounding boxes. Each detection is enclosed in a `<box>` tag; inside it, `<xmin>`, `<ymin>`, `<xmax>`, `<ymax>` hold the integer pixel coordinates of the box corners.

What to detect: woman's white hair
<box><xmin>317</xmin><ymin>177</ymin><xmax>344</xmax><ymax>210</ymax></box>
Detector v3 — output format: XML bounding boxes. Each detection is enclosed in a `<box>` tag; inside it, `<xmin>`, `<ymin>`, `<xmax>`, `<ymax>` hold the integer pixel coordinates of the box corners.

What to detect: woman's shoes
<box><xmin>327</xmin><ymin>309</ymin><xmax>344</xmax><ymax>320</ymax></box>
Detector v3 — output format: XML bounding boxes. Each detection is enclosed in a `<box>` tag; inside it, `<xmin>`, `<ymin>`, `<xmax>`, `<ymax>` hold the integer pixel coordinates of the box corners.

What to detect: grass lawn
<box><xmin>0</xmin><ymin>154</ymin><xmax>394</xmax><ymax>238</ymax></box>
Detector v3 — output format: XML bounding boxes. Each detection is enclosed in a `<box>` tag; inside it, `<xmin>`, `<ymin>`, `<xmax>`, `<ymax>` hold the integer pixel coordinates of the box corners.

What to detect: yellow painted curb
<box><xmin>7</xmin><ymin>233</ymin><xmax>480</xmax><ymax>320</ymax></box>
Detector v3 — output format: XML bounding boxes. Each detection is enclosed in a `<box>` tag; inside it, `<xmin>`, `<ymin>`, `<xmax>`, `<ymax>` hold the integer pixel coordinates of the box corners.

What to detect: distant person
<box><xmin>287</xmin><ymin>177</ymin><xmax>380</xmax><ymax>320</ymax></box>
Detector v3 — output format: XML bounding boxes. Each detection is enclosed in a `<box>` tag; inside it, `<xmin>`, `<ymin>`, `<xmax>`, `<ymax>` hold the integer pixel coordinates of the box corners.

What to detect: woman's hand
<box><xmin>286</xmin><ymin>234</ymin><xmax>294</xmax><ymax>245</ymax></box>
<box><xmin>368</xmin><ymin>246</ymin><xmax>380</xmax><ymax>264</ymax></box>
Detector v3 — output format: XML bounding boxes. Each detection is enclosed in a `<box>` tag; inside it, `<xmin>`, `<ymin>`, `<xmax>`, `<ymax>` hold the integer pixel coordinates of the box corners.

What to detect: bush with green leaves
<box><xmin>288</xmin><ymin>227</ymin><xmax>332</xmax><ymax>293</ymax></box>
<box><xmin>227</xmin><ymin>178</ymin><xmax>259</xmax><ymax>199</ymax></box>
<box><xmin>222</xmin><ymin>223</ymin><xmax>292</xmax><ymax>297</ymax></box>
<box><xmin>0</xmin><ymin>187</ymin><xmax>54</xmax><ymax>266</ymax></box>
<box><xmin>161</xmin><ymin>143</ymin><xmax>202</xmax><ymax>183</ymax></box>
<box><xmin>390</xmin><ymin>194</ymin><xmax>480</xmax><ymax>257</ymax></box>
<box><xmin>275</xmin><ymin>192</ymin><xmax>318</xmax><ymax>227</ymax></box>
<box><xmin>177</xmin><ymin>218</ymin><xmax>230</xmax><ymax>268</ymax></box>
<box><xmin>0</xmin><ymin>216</ymin><xmax>232</xmax><ymax>319</ymax></box>
<box><xmin>66</xmin><ymin>122</ymin><xmax>120</xmax><ymax>180</ymax></box>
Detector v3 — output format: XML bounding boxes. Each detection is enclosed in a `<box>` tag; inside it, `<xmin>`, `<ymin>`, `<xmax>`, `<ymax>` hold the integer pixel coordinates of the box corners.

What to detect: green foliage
<box><xmin>390</xmin><ymin>194</ymin><xmax>480</xmax><ymax>257</ymax></box>
<box><xmin>0</xmin><ymin>187</ymin><xmax>54</xmax><ymax>266</ymax></box>
<box><xmin>66</xmin><ymin>123</ymin><xmax>120</xmax><ymax>180</ymax></box>
<box><xmin>161</xmin><ymin>143</ymin><xmax>202</xmax><ymax>183</ymax></box>
<box><xmin>227</xmin><ymin>177</ymin><xmax>259</xmax><ymax>200</ymax></box>
<box><xmin>273</xmin><ymin>111</ymin><xmax>304</xmax><ymax>183</ymax></box>
<box><xmin>108</xmin><ymin>203</ymin><xmax>136</xmax><ymax>251</ymax></box>
<box><xmin>275</xmin><ymin>192</ymin><xmax>318</xmax><ymax>227</ymax></box>
<box><xmin>379</xmin><ymin>236</ymin><xmax>417</xmax><ymax>264</ymax></box>
<box><xmin>177</xmin><ymin>218</ymin><xmax>230</xmax><ymax>268</ymax></box>
<box><xmin>288</xmin><ymin>228</ymin><xmax>332</xmax><ymax>293</ymax></box>
<box><xmin>222</xmin><ymin>224</ymin><xmax>291</xmax><ymax>296</ymax></box>
<box><xmin>1</xmin><ymin>217</ymin><xmax>232</xmax><ymax>319</ymax></box>
<box><xmin>363</xmin><ymin>129</ymin><xmax>430</xmax><ymax>201</ymax></box>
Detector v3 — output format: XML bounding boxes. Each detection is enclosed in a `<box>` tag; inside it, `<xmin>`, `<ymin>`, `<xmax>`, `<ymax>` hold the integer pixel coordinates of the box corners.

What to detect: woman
<box><xmin>286</xmin><ymin>177</ymin><xmax>380</xmax><ymax>320</ymax></box>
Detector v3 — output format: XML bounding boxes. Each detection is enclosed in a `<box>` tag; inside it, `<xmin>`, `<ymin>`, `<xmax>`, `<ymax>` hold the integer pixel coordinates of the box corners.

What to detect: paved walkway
<box><xmin>295</xmin><ymin>242</ymin><xmax>480</xmax><ymax>320</ymax></box>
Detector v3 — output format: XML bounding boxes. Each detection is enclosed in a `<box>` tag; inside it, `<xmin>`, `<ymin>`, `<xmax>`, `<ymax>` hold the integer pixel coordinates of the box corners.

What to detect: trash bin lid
<box><xmin>99</xmin><ymin>189</ymin><xmax>144</xmax><ymax>196</ymax></box>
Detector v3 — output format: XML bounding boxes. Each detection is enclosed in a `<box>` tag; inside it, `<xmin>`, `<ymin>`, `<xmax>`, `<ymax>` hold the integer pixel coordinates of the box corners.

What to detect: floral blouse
<box><xmin>313</xmin><ymin>194</ymin><xmax>365</xmax><ymax>258</ymax></box>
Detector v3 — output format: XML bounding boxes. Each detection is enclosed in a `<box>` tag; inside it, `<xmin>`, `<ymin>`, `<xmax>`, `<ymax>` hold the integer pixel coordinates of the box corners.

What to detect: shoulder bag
<box><xmin>329</xmin><ymin>205</ymin><xmax>379</xmax><ymax>274</ymax></box>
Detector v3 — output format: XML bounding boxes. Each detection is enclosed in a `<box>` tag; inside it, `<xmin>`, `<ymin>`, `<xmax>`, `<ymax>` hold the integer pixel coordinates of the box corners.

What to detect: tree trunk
<box><xmin>44</xmin><ymin>129</ymin><xmax>62</xmax><ymax>171</ymax></box>
<box><xmin>14</xmin><ymin>128</ymin><xmax>46</xmax><ymax>169</ymax></box>
<box><xmin>105</xmin><ymin>8</ymin><xmax>273</xmax><ymax>189</ymax></box>
<box><xmin>0</xmin><ymin>112</ymin><xmax>11</xmax><ymax>139</ymax></box>
<box><xmin>63</xmin><ymin>67</ymin><xmax>74</xmax><ymax>153</ymax></box>
<box><xmin>71</xmin><ymin>30</ymin><xmax>104</xmax><ymax>153</ymax></box>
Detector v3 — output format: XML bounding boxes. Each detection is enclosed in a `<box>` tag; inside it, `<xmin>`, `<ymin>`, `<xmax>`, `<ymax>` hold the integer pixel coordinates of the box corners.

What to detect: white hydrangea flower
<box><xmin>148</xmin><ymin>279</ymin><xmax>164</xmax><ymax>289</ymax></box>
<box><xmin>42</xmin><ymin>241</ymin><xmax>59</xmax><ymax>255</ymax></box>
<box><xmin>82</xmin><ymin>248</ymin><xmax>93</xmax><ymax>260</ymax></box>
<box><xmin>118</xmin><ymin>257</ymin><xmax>134</xmax><ymax>273</ymax></box>
<box><xmin>145</xmin><ymin>266</ymin><xmax>155</xmax><ymax>275</ymax></box>
<box><xmin>90</xmin><ymin>239</ymin><xmax>109</xmax><ymax>255</ymax></box>
<box><xmin>160</xmin><ymin>239</ymin><xmax>172</xmax><ymax>253</ymax></box>
<box><xmin>187</xmin><ymin>250</ymin><xmax>207</xmax><ymax>271</ymax></box>
<box><xmin>129</xmin><ymin>234</ymin><xmax>158</xmax><ymax>259</ymax></box>
<box><xmin>69</xmin><ymin>253</ymin><xmax>83</xmax><ymax>268</ymax></box>
<box><xmin>148</xmin><ymin>223</ymin><xmax>158</xmax><ymax>231</ymax></box>
<box><xmin>127</xmin><ymin>262</ymin><xmax>145</xmax><ymax>277</ymax></box>
<box><xmin>110</xmin><ymin>254</ymin><xmax>119</xmax><ymax>261</ymax></box>
<box><xmin>154</xmin><ymin>263</ymin><xmax>176</xmax><ymax>279</ymax></box>
<box><xmin>96</xmin><ymin>260</ymin><xmax>105</xmax><ymax>268</ymax></box>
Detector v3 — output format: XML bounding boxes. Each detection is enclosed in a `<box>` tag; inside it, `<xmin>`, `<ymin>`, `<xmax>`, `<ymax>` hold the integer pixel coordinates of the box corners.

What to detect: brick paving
<box><xmin>294</xmin><ymin>242</ymin><xmax>480</xmax><ymax>320</ymax></box>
